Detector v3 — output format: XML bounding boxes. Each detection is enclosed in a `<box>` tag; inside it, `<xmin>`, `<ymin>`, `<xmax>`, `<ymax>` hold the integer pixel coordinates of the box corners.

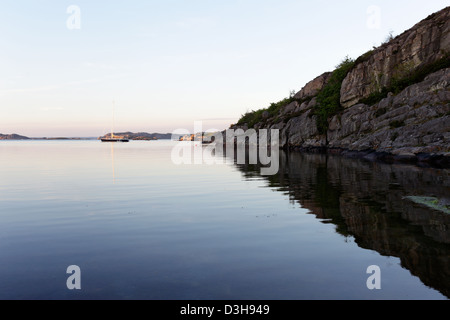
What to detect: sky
<box><xmin>0</xmin><ymin>0</ymin><xmax>448</xmax><ymax>137</ymax></box>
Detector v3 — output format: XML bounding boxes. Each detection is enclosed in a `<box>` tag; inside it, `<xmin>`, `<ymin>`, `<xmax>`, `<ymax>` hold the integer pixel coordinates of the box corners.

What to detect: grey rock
<box><xmin>341</xmin><ymin>8</ymin><xmax>449</xmax><ymax>108</ymax></box>
<box><xmin>294</xmin><ymin>72</ymin><xmax>332</xmax><ymax>100</ymax></box>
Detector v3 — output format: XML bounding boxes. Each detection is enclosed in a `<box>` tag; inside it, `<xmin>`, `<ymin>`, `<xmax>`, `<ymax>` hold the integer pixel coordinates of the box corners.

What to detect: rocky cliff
<box><xmin>341</xmin><ymin>7</ymin><xmax>449</xmax><ymax>108</ymax></box>
<box><xmin>232</xmin><ymin>6</ymin><xmax>450</xmax><ymax>167</ymax></box>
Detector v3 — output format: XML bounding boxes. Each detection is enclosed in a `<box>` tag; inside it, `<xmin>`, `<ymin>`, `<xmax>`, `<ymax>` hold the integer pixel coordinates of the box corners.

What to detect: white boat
<box><xmin>101</xmin><ymin>101</ymin><xmax>129</xmax><ymax>142</ymax></box>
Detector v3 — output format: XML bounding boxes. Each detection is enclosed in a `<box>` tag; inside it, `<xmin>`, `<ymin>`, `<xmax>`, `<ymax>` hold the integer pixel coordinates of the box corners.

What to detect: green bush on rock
<box><xmin>314</xmin><ymin>57</ymin><xmax>355</xmax><ymax>134</ymax></box>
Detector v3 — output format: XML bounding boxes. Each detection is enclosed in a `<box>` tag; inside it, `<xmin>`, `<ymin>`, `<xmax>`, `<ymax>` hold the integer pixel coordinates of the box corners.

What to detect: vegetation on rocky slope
<box><xmin>236</xmin><ymin>95</ymin><xmax>308</xmax><ymax>128</ymax></box>
<box><xmin>231</xmin><ymin>6</ymin><xmax>449</xmax><ymax>165</ymax></box>
<box><xmin>236</xmin><ymin>56</ymin><xmax>356</xmax><ymax>133</ymax></box>
<box><xmin>236</xmin><ymin>50</ymin><xmax>448</xmax><ymax>134</ymax></box>
<box><xmin>359</xmin><ymin>52</ymin><xmax>450</xmax><ymax>106</ymax></box>
<box><xmin>314</xmin><ymin>57</ymin><xmax>355</xmax><ymax>134</ymax></box>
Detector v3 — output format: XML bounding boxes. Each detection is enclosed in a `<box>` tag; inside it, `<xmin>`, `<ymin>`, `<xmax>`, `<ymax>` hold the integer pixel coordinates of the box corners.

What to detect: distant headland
<box><xmin>0</xmin><ymin>132</ymin><xmax>178</xmax><ymax>141</ymax></box>
<box><xmin>0</xmin><ymin>133</ymin><xmax>30</xmax><ymax>140</ymax></box>
<box><xmin>98</xmin><ymin>132</ymin><xmax>174</xmax><ymax>141</ymax></box>
<box><xmin>0</xmin><ymin>133</ymin><xmax>94</xmax><ymax>140</ymax></box>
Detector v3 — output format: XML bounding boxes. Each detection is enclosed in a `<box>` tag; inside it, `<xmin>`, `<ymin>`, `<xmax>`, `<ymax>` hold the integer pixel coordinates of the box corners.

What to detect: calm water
<box><xmin>0</xmin><ymin>140</ymin><xmax>448</xmax><ymax>300</ymax></box>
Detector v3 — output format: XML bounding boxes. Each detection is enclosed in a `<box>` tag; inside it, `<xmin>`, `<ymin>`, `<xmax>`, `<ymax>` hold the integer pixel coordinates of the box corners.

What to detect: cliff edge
<box><xmin>232</xmin><ymin>6</ymin><xmax>450</xmax><ymax>167</ymax></box>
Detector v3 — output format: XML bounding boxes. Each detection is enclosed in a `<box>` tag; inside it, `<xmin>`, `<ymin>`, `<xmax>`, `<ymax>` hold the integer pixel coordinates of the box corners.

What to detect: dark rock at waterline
<box><xmin>295</xmin><ymin>148</ymin><xmax>450</xmax><ymax>168</ymax></box>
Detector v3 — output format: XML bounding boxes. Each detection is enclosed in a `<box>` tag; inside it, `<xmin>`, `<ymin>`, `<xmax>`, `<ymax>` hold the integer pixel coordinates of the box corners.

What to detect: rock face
<box><xmin>340</xmin><ymin>7</ymin><xmax>450</xmax><ymax>108</ymax></box>
<box><xmin>280</xmin><ymin>98</ymin><xmax>326</xmax><ymax>148</ymax></box>
<box><xmin>232</xmin><ymin>6</ymin><xmax>450</xmax><ymax>167</ymax></box>
<box><xmin>328</xmin><ymin>68</ymin><xmax>450</xmax><ymax>153</ymax></box>
<box><xmin>294</xmin><ymin>72</ymin><xmax>332</xmax><ymax>100</ymax></box>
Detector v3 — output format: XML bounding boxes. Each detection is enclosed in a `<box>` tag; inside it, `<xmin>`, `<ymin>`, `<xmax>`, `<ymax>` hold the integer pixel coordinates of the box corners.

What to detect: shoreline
<box><xmin>285</xmin><ymin>146</ymin><xmax>450</xmax><ymax>169</ymax></box>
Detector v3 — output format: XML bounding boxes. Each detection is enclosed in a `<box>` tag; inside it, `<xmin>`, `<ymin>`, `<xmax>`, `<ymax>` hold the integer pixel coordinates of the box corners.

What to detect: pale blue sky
<box><xmin>0</xmin><ymin>0</ymin><xmax>448</xmax><ymax>137</ymax></box>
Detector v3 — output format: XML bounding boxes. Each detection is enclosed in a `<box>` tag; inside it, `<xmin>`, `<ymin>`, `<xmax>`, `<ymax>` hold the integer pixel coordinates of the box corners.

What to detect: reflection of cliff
<box><xmin>232</xmin><ymin>151</ymin><xmax>450</xmax><ymax>298</ymax></box>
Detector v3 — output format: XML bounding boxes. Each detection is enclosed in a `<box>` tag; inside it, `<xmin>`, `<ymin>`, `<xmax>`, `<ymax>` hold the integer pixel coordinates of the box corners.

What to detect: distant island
<box><xmin>98</xmin><ymin>132</ymin><xmax>174</xmax><ymax>141</ymax></box>
<box><xmin>0</xmin><ymin>132</ymin><xmax>179</xmax><ymax>141</ymax></box>
<box><xmin>0</xmin><ymin>133</ymin><xmax>30</xmax><ymax>140</ymax></box>
<box><xmin>0</xmin><ymin>134</ymin><xmax>95</xmax><ymax>140</ymax></box>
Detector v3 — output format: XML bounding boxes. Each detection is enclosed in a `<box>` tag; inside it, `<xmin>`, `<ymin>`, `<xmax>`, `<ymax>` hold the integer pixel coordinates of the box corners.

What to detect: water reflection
<box><xmin>229</xmin><ymin>150</ymin><xmax>450</xmax><ymax>298</ymax></box>
<box><xmin>111</xmin><ymin>142</ymin><xmax>115</xmax><ymax>184</ymax></box>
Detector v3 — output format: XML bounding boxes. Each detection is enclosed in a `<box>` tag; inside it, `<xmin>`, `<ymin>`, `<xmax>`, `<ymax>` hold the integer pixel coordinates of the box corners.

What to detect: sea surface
<box><xmin>0</xmin><ymin>140</ymin><xmax>448</xmax><ymax>300</ymax></box>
